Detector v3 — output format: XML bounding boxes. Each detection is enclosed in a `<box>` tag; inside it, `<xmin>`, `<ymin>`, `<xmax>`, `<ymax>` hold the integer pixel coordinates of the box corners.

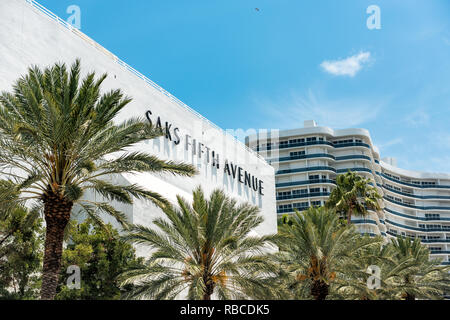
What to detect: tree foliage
<box><xmin>326</xmin><ymin>171</ymin><xmax>382</xmax><ymax>224</ymax></box>
<box><xmin>0</xmin><ymin>206</ymin><xmax>43</xmax><ymax>300</ymax></box>
<box><xmin>275</xmin><ymin>207</ymin><xmax>382</xmax><ymax>300</ymax></box>
<box><xmin>56</xmin><ymin>218</ymin><xmax>143</xmax><ymax>300</ymax></box>
<box><xmin>0</xmin><ymin>59</ymin><xmax>196</xmax><ymax>299</ymax></box>
<box><xmin>119</xmin><ymin>187</ymin><xmax>278</xmax><ymax>300</ymax></box>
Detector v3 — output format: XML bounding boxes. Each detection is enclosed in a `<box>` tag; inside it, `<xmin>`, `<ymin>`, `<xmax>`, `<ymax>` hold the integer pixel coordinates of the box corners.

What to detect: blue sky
<box><xmin>38</xmin><ymin>0</ymin><xmax>450</xmax><ymax>173</ymax></box>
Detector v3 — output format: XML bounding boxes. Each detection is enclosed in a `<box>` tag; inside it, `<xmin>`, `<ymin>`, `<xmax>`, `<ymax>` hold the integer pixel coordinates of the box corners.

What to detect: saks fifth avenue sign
<box><xmin>145</xmin><ymin>110</ymin><xmax>264</xmax><ymax>196</ymax></box>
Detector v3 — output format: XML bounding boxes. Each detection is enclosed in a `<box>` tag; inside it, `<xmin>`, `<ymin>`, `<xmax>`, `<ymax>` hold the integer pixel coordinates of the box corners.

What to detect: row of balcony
<box><xmin>275</xmin><ymin>153</ymin><xmax>372</xmax><ymax>163</ymax></box>
<box><xmin>382</xmin><ymin>185</ymin><xmax>450</xmax><ymax>200</ymax></box>
<box><xmin>384</xmin><ymin>207</ymin><xmax>450</xmax><ymax>222</ymax></box>
<box><xmin>378</xmin><ymin>172</ymin><xmax>450</xmax><ymax>189</ymax></box>
<box><xmin>276</xmin><ymin>192</ymin><xmax>330</xmax><ymax>201</ymax></box>
<box><xmin>386</xmin><ymin>231</ymin><xmax>450</xmax><ymax>243</ymax></box>
<box><xmin>385</xmin><ymin>219</ymin><xmax>450</xmax><ymax>233</ymax></box>
<box><xmin>384</xmin><ymin>196</ymin><xmax>450</xmax><ymax>211</ymax></box>
<box><xmin>255</xmin><ymin>140</ymin><xmax>371</xmax><ymax>151</ymax></box>
<box><xmin>277</xmin><ymin>166</ymin><xmax>374</xmax><ymax>175</ymax></box>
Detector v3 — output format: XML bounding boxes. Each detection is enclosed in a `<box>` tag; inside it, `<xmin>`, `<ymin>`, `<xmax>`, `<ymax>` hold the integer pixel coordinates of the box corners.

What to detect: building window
<box><xmin>293</xmin><ymin>202</ymin><xmax>309</xmax><ymax>209</ymax></box>
<box><xmin>289</xmin><ymin>138</ymin><xmax>305</xmax><ymax>144</ymax></box>
<box><xmin>290</xmin><ymin>151</ymin><xmax>305</xmax><ymax>157</ymax></box>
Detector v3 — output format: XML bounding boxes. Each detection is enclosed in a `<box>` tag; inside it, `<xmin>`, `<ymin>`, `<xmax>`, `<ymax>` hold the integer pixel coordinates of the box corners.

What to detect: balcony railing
<box><xmin>383</xmin><ymin>186</ymin><xmax>450</xmax><ymax>200</ymax></box>
<box><xmin>386</xmin><ymin>231</ymin><xmax>450</xmax><ymax>243</ymax></box>
<box><xmin>384</xmin><ymin>197</ymin><xmax>450</xmax><ymax>211</ymax></box>
<box><xmin>256</xmin><ymin>141</ymin><xmax>371</xmax><ymax>152</ymax></box>
<box><xmin>384</xmin><ymin>207</ymin><xmax>450</xmax><ymax>222</ymax></box>
<box><xmin>276</xmin><ymin>192</ymin><xmax>330</xmax><ymax>201</ymax></box>
<box><xmin>276</xmin><ymin>166</ymin><xmax>337</xmax><ymax>175</ymax></box>
<box><xmin>378</xmin><ymin>172</ymin><xmax>450</xmax><ymax>189</ymax></box>
<box><xmin>276</xmin><ymin>179</ymin><xmax>336</xmax><ymax>188</ymax></box>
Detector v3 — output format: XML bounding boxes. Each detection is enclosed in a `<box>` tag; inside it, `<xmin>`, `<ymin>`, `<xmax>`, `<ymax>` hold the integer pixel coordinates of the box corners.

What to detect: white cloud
<box><xmin>320</xmin><ymin>51</ymin><xmax>371</xmax><ymax>77</ymax></box>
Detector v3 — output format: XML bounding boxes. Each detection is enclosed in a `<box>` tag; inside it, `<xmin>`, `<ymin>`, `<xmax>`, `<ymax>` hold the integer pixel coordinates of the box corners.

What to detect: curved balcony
<box><xmin>277</xmin><ymin>207</ymin><xmax>309</xmax><ymax>214</ymax></box>
<box><xmin>352</xmin><ymin>219</ymin><xmax>379</xmax><ymax>226</ymax></box>
<box><xmin>275</xmin><ymin>153</ymin><xmax>373</xmax><ymax>164</ymax></box>
<box><xmin>430</xmin><ymin>251</ymin><xmax>450</xmax><ymax>255</ymax></box>
<box><xmin>383</xmin><ymin>197</ymin><xmax>450</xmax><ymax>211</ymax></box>
<box><xmin>378</xmin><ymin>172</ymin><xmax>450</xmax><ymax>189</ymax></box>
<box><xmin>256</xmin><ymin>141</ymin><xmax>372</xmax><ymax>152</ymax></box>
<box><xmin>385</xmin><ymin>219</ymin><xmax>450</xmax><ymax>233</ymax></box>
<box><xmin>256</xmin><ymin>140</ymin><xmax>334</xmax><ymax>152</ymax></box>
<box><xmin>277</xmin><ymin>192</ymin><xmax>330</xmax><ymax>201</ymax></box>
<box><xmin>335</xmin><ymin>155</ymin><xmax>372</xmax><ymax>162</ymax></box>
<box><xmin>276</xmin><ymin>153</ymin><xmax>335</xmax><ymax>163</ymax></box>
<box><xmin>276</xmin><ymin>179</ymin><xmax>336</xmax><ymax>188</ymax></box>
<box><xmin>383</xmin><ymin>186</ymin><xmax>450</xmax><ymax>200</ymax></box>
<box><xmin>336</xmin><ymin>167</ymin><xmax>374</xmax><ymax>174</ymax></box>
<box><xmin>386</xmin><ymin>231</ymin><xmax>450</xmax><ymax>243</ymax></box>
<box><xmin>334</xmin><ymin>142</ymin><xmax>371</xmax><ymax>149</ymax></box>
<box><xmin>384</xmin><ymin>207</ymin><xmax>450</xmax><ymax>222</ymax></box>
<box><xmin>276</xmin><ymin>166</ymin><xmax>336</xmax><ymax>175</ymax></box>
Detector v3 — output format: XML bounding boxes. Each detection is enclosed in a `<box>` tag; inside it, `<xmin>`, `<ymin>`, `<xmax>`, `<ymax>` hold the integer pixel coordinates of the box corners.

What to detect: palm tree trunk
<box><xmin>311</xmin><ymin>280</ymin><xmax>329</xmax><ymax>300</ymax></box>
<box><xmin>347</xmin><ymin>208</ymin><xmax>353</xmax><ymax>225</ymax></box>
<box><xmin>203</xmin><ymin>283</ymin><xmax>214</xmax><ymax>300</ymax></box>
<box><xmin>41</xmin><ymin>193</ymin><xmax>73</xmax><ymax>300</ymax></box>
<box><xmin>404</xmin><ymin>292</ymin><xmax>415</xmax><ymax>300</ymax></box>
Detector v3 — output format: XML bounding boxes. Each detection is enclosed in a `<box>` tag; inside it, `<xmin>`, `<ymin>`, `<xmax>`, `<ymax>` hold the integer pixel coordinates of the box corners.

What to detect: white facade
<box><xmin>0</xmin><ymin>0</ymin><xmax>277</xmax><ymax>248</ymax></box>
<box><xmin>247</xmin><ymin>121</ymin><xmax>450</xmax><ymax>266</ymax></box>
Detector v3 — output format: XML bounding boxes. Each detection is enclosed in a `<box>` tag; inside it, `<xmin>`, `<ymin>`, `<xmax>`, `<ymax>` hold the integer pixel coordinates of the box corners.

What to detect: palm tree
<box><xmin>326</xmin><ymin>171</ymin><xmax>382</xmax><ymax>224</ymax></box>
<box><xmin>119</xmin><ymin>187</ymin><xmax>278</xmax><ymax>300</ymax></box>
<box><xmin>334</xmin><ymin>237</ymin><xmax>450</xmax><ymax>300</ymax></box>
<box><xmin>275</xmin><ymin>206</ymin><xmax>381</xmax><ymax>300</ymax></box>
<box><xmin>332</xmin><ymin>241</ymin><xmax>411</xmax><ymax>300</ymax></box>
<box><xmin>390</xmin><ymin>237</ymin><xmax>450</xmax><ymax>300</ymax></box>
<box><xmin>0</xmin><ymin>60</ymin><xmax>197</xmax><ymax>299</ymax></box>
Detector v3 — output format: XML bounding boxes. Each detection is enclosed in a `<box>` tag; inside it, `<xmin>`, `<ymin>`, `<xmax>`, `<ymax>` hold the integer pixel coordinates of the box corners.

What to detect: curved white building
<box><xmin>0</xmin><ymin>0</ymin><xmax>277</xmax><ymax>244</ymax></box>
<box><xmin>246</xmin><ymin>120</ymin><xmax>450</xmax><ymax>266</ymax></box>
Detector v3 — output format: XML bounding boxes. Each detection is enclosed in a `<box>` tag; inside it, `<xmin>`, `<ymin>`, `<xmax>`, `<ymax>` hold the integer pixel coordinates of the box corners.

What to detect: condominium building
<box><xmin>246</xmin><ymin>120</ymin><xmax>450</xmax><ymax>266</ymax></box>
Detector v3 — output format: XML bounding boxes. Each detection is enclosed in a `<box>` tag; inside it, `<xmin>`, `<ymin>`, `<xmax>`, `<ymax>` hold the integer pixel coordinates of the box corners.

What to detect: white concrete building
<box><xmin>0</xmin><ymin>0</ymin><xmax>277</xmax><ymax>247</ymax></box>
<box><xmin>246</xmin><ymin>120</ymin><xmax>450</xmax><ymax>266</ymax></box>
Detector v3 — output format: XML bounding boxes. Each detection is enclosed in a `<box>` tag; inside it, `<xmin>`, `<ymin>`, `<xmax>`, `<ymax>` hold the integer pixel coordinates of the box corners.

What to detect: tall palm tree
<box><xmin>390</xmin><ymin>237</ymin><xmax>450</xmax><ymax>300</ymax></box>
<box><xmin>275</xmin><ymin>206</ymin><xmax>381</xmax><ymax>300</ymax></box>
<box><xmin>119</xmin><ymin>187</ymin><xmax>278</xmax><ymax>300</ymax></box>
<box><xmin>326</xmin><ymin>171</ymin><xmax>382</xmax><ymax>224</ymax></box>
<box><xmin>0</xmin><ymin>60</ymin><xmax>197</xmax><ymax>299</ymax></box>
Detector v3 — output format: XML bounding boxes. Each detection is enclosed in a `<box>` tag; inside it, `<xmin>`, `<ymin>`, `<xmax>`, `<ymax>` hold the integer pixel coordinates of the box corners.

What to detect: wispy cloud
<box><xmin>376</xmin><ymin>137</ymin><xmax>404</xmax><ymax>151</ymax></box>
<box><xmin>404</xmin><ymin>109</ymin><xmax>430</xmax><ymax>127</ymax></box>
<box><xmin>320</xmin><ymin>51</ymin><xmax>371</xmax><ymax>77</ymax></box>
<box><xmin>444</xmin><ymin>36</ymin><xmax>450</xmax><ymax>46</ymax></box>
<box><xmin>258</xmin><ymin>89</ymin><xmax>386</xmax><ymax>129</ymax></box>
<box><xmin>431</xmin><ymin>132</ymin><xmax>450</xmax><ymax>149</ymax></box>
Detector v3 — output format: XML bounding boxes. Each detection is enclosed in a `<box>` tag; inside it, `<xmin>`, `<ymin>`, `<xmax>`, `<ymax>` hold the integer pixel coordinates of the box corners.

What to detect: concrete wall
<box><xmin>0</xmin><ymin>0</ymin><xmax>277</xmax><ymax>248</ymax></box>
